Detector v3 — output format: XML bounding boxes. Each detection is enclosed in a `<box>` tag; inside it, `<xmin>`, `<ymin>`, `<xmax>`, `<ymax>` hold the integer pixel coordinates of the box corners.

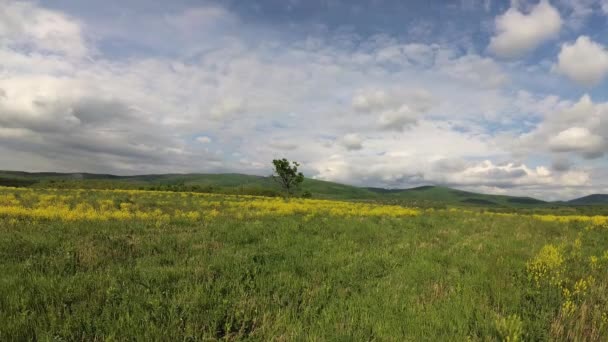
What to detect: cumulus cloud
<box><xmin>210</xmin><ymin>98</ymin><xmax>246</xmax><ymax>120</ymax></box>
<box><xmin>516</xmin><ymin>94</ymin><xmax>608</xmax><ymax>160</ymax></box>
<box><xmin>313</xmin><ymin>152</ymin><xmax>590</xmax><ymax>197</ymax></box>
<box><xmin>444</xmin><ymin>161</ymin><xmax>547</xmax><ymax>187</ymax></box>
<box><xmin>352</xmin><ymin>88</ymin><xmax>434</xmax><ymax>131</ymax></box>
<box><xmin>438</xmin><ymin>54</ymin><xmax>508</xmax><ymax>88</ymax></box>
<box><xmin>378</xmin><ymin>105</ymin><xmax>420</xmax><ymax>131</ymax></box>
<box><xmin>352</xmin><ymin>90</ymin><xmax>392</xmax><ymax>113</ymax></box>
<box><xmin>340</xmin><ymin>133</ymin><xmax>364</xmax><ymax>151</ymax></box>
<box><xmin>443</xmin><ymin>161</ymin><xmax>591</xmax><ymax>191</ymax></box>
<box><xmin>0</xmin><ymin>1</ymin><xmax>88</xmax><ymax>57</ymax></box>
<box><xmin>312</xmin><ymin>120</ymin><xmax>502</xmax><ymax>188</ymax></box>
<box><xmin>0</xmin><ymin>1</ymin><xmax>605</xmax><ymax>199</ymax></box>
<box><xmin>549</xmin><ymin>127</ymin><xmax>603</xmax><ymax>154</ymax></box>
<box><xmin>555</xmin><ymin>36</ymin><xmax>608</xmax><ymax>87</ymax></box>
<box><xmin>489</xmin><ymin>0</ymin><xmax>562</xmax><ymax>58</ymax></box>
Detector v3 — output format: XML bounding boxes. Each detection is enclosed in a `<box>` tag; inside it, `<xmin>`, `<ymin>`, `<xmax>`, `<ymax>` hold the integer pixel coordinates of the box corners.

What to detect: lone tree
<box><xmin>272</xmin><ymin>158</ymin><xmax>304</xmax><ymax>196</ymax></box>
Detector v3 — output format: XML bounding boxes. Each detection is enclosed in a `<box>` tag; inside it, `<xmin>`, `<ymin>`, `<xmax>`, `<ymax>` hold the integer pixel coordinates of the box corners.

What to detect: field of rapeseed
<box><xmin>0</xmin><ymin>187</ymin><xmax>420</xmax><ymax>222</ymax></box>
<box><xmin>1</xmin><ymin>187</ymin><xmax>607</xmax><ymax>340</ymax></box>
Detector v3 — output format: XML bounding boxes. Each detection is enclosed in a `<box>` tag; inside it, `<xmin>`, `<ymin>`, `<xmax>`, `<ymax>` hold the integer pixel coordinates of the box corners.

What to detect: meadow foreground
<box><xmin>1</xmin><ymin>187</ymin><xmax>607</xmax><ymax>340</ymax></box>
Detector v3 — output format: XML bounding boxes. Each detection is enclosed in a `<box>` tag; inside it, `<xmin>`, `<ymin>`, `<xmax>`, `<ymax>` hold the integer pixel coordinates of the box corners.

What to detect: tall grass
<box><xmin>0</xmin><ymin>187</ymin><xmax>606</xmax><ymax>340</ymax></box>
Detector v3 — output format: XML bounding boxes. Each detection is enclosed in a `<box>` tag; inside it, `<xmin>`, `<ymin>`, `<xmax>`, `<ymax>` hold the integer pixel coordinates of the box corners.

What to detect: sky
<box><xmin>1</xmin><ymin>0</ymin><xmax>608</xmax><ymax>200</ymax></box>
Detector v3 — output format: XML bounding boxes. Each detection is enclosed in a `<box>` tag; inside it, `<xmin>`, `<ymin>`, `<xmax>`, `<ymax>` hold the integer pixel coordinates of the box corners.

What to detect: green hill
<box><xmin>366</xmin><ymin>185</ymin><xmax>547</xmax><ymax>208</ymax></box>
<box><xmin>0</xmin><ymin>171</ymin><xmax>377</xmax><ymax>200</ymax></box>
<box><xmin>568</xmin><ymin>194</ymin><xmax>608</xmax><ymax>205</ymax></box>
<box><xmin>1</xmin><ymin>170</ymin><xmax>605</xmax><ymax>209</ymax></box>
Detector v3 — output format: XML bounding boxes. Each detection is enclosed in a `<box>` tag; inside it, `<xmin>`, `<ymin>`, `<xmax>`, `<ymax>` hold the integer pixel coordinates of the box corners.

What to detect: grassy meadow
<box><xmin>7</xmin><ymin>170</ymin><xmax>608</xmax><ymax>211</ymax></box>
<box><xmin>1</xmin><ymin>187</ymin><xmax>608</xmax><ymax>340</ymax></box>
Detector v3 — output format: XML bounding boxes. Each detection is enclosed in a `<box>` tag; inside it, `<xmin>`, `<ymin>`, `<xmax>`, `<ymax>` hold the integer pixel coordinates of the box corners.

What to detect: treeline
<box><xmin>0</xmin><ymin>178</ymin><xmax>38</xmax><ymax>187</ymax></box>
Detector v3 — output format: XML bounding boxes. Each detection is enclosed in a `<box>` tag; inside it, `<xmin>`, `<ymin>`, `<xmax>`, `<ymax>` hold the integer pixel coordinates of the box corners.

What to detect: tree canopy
<box><xmin>271</xmin><ymin>158</ymin><xmax>304</xmax><ymax>196</ymax></box>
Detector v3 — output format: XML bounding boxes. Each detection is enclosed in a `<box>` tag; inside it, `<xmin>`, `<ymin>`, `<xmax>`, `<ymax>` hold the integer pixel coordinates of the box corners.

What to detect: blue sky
<box><xmin>1</xmin><ymin>0</ymin><xmax>608</xmax><ymax>200</ymax></box>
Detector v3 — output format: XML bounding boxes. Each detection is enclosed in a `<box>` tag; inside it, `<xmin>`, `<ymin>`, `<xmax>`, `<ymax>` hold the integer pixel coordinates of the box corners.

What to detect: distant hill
<box><xmin>0</xmin><ymin>171</ymin><xmax>376</xmax><ymax>200</ymax></box>
<box><xmin>1</xmin><ymin>170</ymin><xmax>605</xmax><ymax>209</ymax></box>
<box><xmin>366</xmin><ymin>185</ymin><xmax>546</xmax><ymax>208</ymax></box>
<box><xmin>568</xmin><ymin>194</ymin><xmax>608</xmax><ymax>205</ymax></box>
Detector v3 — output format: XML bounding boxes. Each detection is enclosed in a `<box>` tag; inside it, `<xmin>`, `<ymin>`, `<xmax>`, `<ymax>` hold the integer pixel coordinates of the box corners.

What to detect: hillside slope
<box><xmin>568</xmin><ymin>194</ymin><xmax>608</xmax><ymax>205</ymax></box>
<box><xmin>0</xmin><ymin>171</ymin><xmax>377</xmax><ymax>200</ymax></box>
<box><xmin>2</xmin><ymin>170</ymin><xmax>605</xmax><ymax>208</ymax></box>
<box><xmin>367</xmin><ymin>185</ymin><xmax>547</xmax><ymax>207</ymax></box>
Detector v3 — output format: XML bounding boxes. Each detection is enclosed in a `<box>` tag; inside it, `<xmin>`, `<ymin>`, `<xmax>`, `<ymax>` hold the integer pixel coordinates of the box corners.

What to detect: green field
<box><xmin>2</xmin><ymin>170</ymin><xmax>608</xmax><ymax>210</ymax></box>
<box><xmin>1</xmin><ymin>186</ymin><xmax>608</xmax><ymax>340</ymax></box>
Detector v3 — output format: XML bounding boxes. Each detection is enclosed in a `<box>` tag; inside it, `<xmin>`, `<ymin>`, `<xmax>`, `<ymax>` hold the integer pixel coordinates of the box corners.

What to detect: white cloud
<box><xmin>0</xmin><ymin>1</ymin><xmax>88</xmax><ymax>57</ymax></box>
<box><xmin>379</xmin><ymin>105</ymin><xmax>420</xmax><ymax>131</ymax></box>
<box><xmin>340</xmin><ymin>133</ymin><xmax>364</xmax><ymax>151</ymax></box>
<box><xmin>489</xmin><ymin>0</ymin><xmax>562</xmax><ymax>58</ymax></box>
<box><xmin>557</xmin><ymin>0</ymin><xmax>597</xmax><ymax>28</ymax></box>
<box><xmin>312</xmin><ymin>120</ymin><xmax>500</xmax><ymax>188</ymax></box>
<box><xmin>438</xmin><ymin>54</ymin><xmax>507</xmax><ymax>88</ymax></box>
<box><xmin>445</xmin><ymin>161</ymin><xmax>547</xmax><ymax>187</ymax></box>
<box><xmin>352</xmin><ymin>88</ymin><xmax>435</xmax><ymax>131</ymax></box>
<box><xmin>555</xmin><ymin>36</ymin><xmax>608</xmax><ymax>86</ymax></box>
<box><xmin>434</xmin><ymin>160</ymin><xmax>591</xmax><ymax>193</ymax></box>
<box><xmin>210</xmin><ymin>98</ymin><xmax>246</xmax><ymax>119</ymax></box>
<box><xmin>0</xmin><ymin>1</ymin><xmax>605</xmax><ymax>200</ymax></box>
<box><xmin>401</xmin><ymin>43</ymin><xmax>437</xmax><ymax>65</ymax></box>
<box><xmin>352</xmin><ymin>90</ymin><xmax>391</xmax><ymax>113</ymax></box>
<box><xmin>516</xmin><ymin>94</ymin><xmax>608</xmax><ymax>159</ymax></box>
<box><xmin>268</xmin><ymin>141</ymin><xmax>298</xmax><ymax>151</ymax></box>
<box><xmin>549</xmin><ymin>127</ymin><xmax>603</xmax><ymax>153</ymax></box>
<box><xmin>196</xmin><ymin>136</ymin><xmax>211</xmax><ymax>144</ymax></box>
<box><xmin>313</xmin><ymin>151</ymin><xmax>591</xmax><ymax>198</ymax></box>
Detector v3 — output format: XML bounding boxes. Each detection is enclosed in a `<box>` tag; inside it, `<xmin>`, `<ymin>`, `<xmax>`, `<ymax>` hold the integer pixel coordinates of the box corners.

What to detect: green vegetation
<box><xmin>568</xmin><ymin>194</ymin><xmax>608</xmax><ymax>205</ymax></box>
<box><xmin>366</xmin><ymin>185</ymin><xmax>547</xmax><ymax>208</ymax></box>
<box><xmin>0</xmin><ymin>186</ymin><xmax>607</xmax><ymax>340</ymax></box>
<box><xmin>0</xmin><ymin>171</ymin><xmax>376</xmax><ymax>200</ymax></box>
<box><xmin>271</xmin><ymin>158</ymin><xmax>304</xmax><ymax>196</ymax></box>
<box><xmin>2</xmin><ymin>170</ymin><xmax>607</xmax><ymax>209</ymax></box>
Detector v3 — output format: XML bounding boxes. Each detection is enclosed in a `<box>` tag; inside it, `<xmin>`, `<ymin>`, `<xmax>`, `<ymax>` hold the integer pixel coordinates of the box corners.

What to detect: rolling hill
<box><xmin>0</xmin><ymin>171</ymin><xmax>376</xmax><ymax>200</ymax></box>
<box><xmin>0</xmin><ymin>170</ymin><xmax>606</xmax><ymax>208</ymax></box>
<box><xmin>567</xmin><ymin>194</ymin><xmax>608</xmax><ymax>205</ymax></box>
<box><xmin>366</xmin><ymin>185</ymin><xmax>547</xmax><ymax>207</ymax></box>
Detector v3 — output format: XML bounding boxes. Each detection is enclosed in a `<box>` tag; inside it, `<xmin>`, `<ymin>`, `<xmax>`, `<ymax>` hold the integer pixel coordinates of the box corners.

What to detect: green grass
<box><xmin>7</xmin><ymin>169</ymin><xmax>608</xmax><ymax>210</ymax></box>
<box><xmin>366</xmin><ymin>185</ymin><xmax>548</xmax><ymax>208</ymax></box>
<box><xmin>1</xmin><ymin>188</ymin><xmax>607</xmax><ymax>340</ymax></box>
<box><xmin>4</xmin><ymin>170</ymin><xmax>608</xmax><ymax>209</ymax></box>
<box><xmin>0</xmin><ymin>171</ymin><xmax>378</xmax><ymax>200</ymax></box>
<box><xmin>568</xmin><ymin>194</ymin><xmax>608</xmax><ymax>205</ymax></box>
